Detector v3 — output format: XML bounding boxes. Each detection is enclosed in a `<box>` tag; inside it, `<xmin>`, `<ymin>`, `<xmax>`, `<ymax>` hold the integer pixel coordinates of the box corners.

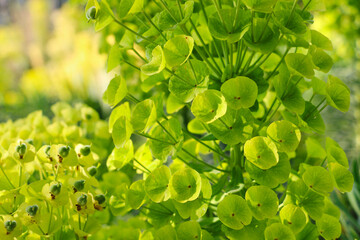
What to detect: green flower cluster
<box><xmin>0</xmin><ymin>102</ymin><xmax>113</xmax><ymax>239</ymax></box>
<box><xmin>81</xmin><ymin>0</ymin><xmax>354</xmax><ymax>239</ymax></box>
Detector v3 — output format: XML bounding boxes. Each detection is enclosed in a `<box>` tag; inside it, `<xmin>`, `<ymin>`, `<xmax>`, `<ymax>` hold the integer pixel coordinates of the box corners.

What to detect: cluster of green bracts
<box><xmin>0</xmin><ymin>103</ymin><xmax>112</xmax><ymax>239</ymax></box>
<box><xmin>82</xmin><ymin>0</ymin><xmax>354</xmax><ymax>239</ymax></box>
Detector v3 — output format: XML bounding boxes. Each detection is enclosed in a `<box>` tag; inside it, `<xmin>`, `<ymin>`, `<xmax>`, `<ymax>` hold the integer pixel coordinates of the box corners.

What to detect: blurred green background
<box><xmin>0</xmin><ymin>0</ymin><xmax>359</xmax><ymax>238</ymax></box>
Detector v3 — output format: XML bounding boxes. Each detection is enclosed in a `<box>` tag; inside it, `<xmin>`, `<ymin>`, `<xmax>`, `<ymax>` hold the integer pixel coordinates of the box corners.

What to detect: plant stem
<box><xmin>47</xmin><ymin>206</ymin><xmax>53</xmax><ymax>234</ymax></box>
<box><xmin>303</xmin><ymin>97</ymin><xmax>326</xmax><ymax>120</ymax></box>
<box><xmin>251</xmin><ymin>11</ymin><xmax>255</xmax><ymax>42</ymax></box>
<box><xmin>240</xmin><ymin>51</ymin><xmax>255</xmax><ymax>75</ymax></box>
<box><xmin>218</xmin><ymin>118</ymin><xmax>231</xmax><ymax>129</ymax></box>
<box><xmin>213</xmin><ymin>40</ymin><xmax>225</xmax><ymax>68</ymax></box>
<box><xmin>82</xmin><ymin>214</ymin><xmax>88</xmax><ymax>231</ymax></box>
<box><xmin>183</xmin><ymin>131</ymin><xmax>230</xmax><ymax>160</ymax></box>
<box><xmin>211</xmin><ymin>0</ymin><xmax>227</xmax><ymax>32</ymax></box>
<box><xmin>199</xmin><ymin>0</ymin><xmax>208</xmax><ymax>22</ymax></box>
<box><xmin>135</xmin><ymin>131</ymin><xmax>174</xmax><ymax>145</ymax></box>
<box><xmin>178</xmin><ymin>153</ymin><xmax>229</xmax><ymax>173</ymax></box>
<box><xmin>256</xmin><ymin>12</ymin><xmax>272</xmax><ymax>43</ymax></box>
<box><xmin>265</xmin><ymin>47</ymin><xmax>290</xmax><ymax>81</ymax></box>
<box><xmin>141</xmin><ymin>10</ymin><xmax>167</xmax><ymax>41</ymax></box>
<box><xmin>132</xmin><ymin>47</ymin><xmax>147</xmax><ymax>62</ymax></box>
<box><xmin>156</xmin><ymin>120</ymin><xmax>177</xmax><ymax>143</ymax></box>
<box><xmin>302</xmin><ymin>0</ymin><xmax>312</xmax><ymax>13</ymax></box>
<box><xmin>113</xmin><ymin>18</ymin><xmax>157</xmax><ymax>45</ymax></box>
<box><xmin>18</xmin><ymin>165</ymin><xmax>22</xmax><ymax>187</ymax></box>
<box><xmin>0</xmin><ymin>166</ymin><xmax>15</xmax><ymax>189</ymax></box>
<box><xmin>142</xmin><ymin>205</ymin><xmax>172</xmax><ymax>215</ymax></box>
<box><xmin>38</xmin><ymin>225</ymin><xmax>46</xmax><ymax>235</ymax></box>
<box><xmin>78</xmin><ymin>213</ymin><xmax>81</xmax><ymax>230</ymax></box>
<box><xmin>177</xmin><ymin>0</ymin><xmax>184</xmax><ymax>18</ymax></box>
<box><xmin>189</xmin><ymin>20</ymin><xmax>222</xmax><ymax>74</ymax></box>
<box><xmin>123</xmin><ymin>60</ymin><xmax>141</xmax><ymax>71</ymax></box>
<box><xmin>286</xmin><ymin>0</ymin><xmax>298</xmax><ymax>26</ymax></box>
<box><xmin>133</xmin><ymin>158</ymin><xmax>152</xmax><ymax>173</ymax></box>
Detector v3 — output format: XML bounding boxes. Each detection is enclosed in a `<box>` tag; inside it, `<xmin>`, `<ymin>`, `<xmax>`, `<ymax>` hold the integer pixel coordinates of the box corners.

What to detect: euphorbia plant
<box><xmin>85</xmin><ymin>0</ymin><xmax>352</xmax><ymax>239</ymax></box>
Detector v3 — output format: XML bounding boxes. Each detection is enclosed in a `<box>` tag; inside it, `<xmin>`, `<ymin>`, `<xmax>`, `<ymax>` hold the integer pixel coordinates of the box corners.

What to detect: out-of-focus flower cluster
<box><xmin>0</xmin><ymin>102</ymin><xmax>113</xmax><ymax>239</ymax></box>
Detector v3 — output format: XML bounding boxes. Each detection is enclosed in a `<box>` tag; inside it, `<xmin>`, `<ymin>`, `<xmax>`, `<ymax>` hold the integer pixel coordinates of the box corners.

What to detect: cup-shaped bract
<box><xmin>280</xmin><ymin>204</ymin><xmax>307</xmax><ymax>233</ymax></box>
<box><xmin>264</xmin><ymin>223</ymin><xmax>295</xmax><ymax>240</ymax></box>
<box><xmin>244</xmin><ymin>136</ymin><xmax>279</xmax><ymax>169</ymax></box>
<box><xmin>221</xmin><ymin>76</ymin><xmax>258</xmax><ymax>109</ymax></box>
<box><xmin>245</xmin><ymin>186</ymin><xmax>279</xmax><ymax>220</ymax></box>
<box><xmin>126</xmin><ymin>180</ymin><xmax>147</xmax><ymax>210</ymax></box>
<box><xmin>144</xmin><ymin>165</ymin><xmax>171</xmax><ymax>203</ymax></box>
<box><xmin>217</xmin><ymin>194</ymin><xmax>252</xmax><ymax>230</ymax></box>
<box><xmin>169</xmin><ymin>168</ymin><xmax>202</xmax><ymax>203</ymax></box>
<box><xmin>177</xmin><ymin>221</ymin><xmax>202</xmax><ymax>240</ymax></box>
<box><xmin>191</xmin><ymin>90</ymin><xmax>227</xmax><ymax>123</ymax></box>
<box><xmin>267</xmin><ymin>120</ymin><xmax>301</xmax><ymax>152</ymax></box>
<box><xmin>163</xmin><ymin>35</ymin><xmax>194</xmax><ymax>68</ymax></box>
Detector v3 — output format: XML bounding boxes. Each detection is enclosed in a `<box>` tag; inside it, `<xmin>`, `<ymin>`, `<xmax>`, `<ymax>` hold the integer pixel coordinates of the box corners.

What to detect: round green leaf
<box><xmin>222</xmin><ymin>219</ymin><xmax>267</xmax><ymax>240</ymax></box>
<box><xmin>217</xmin><ymin>194</ymin><xmax>252</xmax><ymax>230</ymax></box>
<box><xmin>148</xmin><ymin>118</ymin><xmax>183</xmax><ymax>162</ymax></box>
<box><xmin>141</xmin><ymin>45</ymin><xmax>166</xmax><ymax>76</ymax></box>
<box><xmin>187</xmin><ymin>118</ymin><xmax>207</xmax><ymax>135</ymax></box>
<box><xmin>173</xmin><ymin>175</ymin><xmax>212</xmax><ymax>220</ymax></box>
<box><xmin>246</xmin><ymin>152</ymin><xmax>290</xmax><ymax>188</ymax></box>
<box><xmin>201</xmin><ymin>230</ymin><xmax>214</xmax><ymax>240</ymax></box>
<box><xmin>285</xmin><ymin>177</ymin><xmax>325</xmax><ymax>220</ymax></box>
<box><xmin>118</xmin><ymin>0</ymin><xmax>143</xmax><ymax>18</ymax></box>
<box><xmin>282</xmin><ymin>85</ymin><xmax>305</xmax><ymax>114</ymax></box>
<box><xmin>285</xmin><ymin>53</ymin><xmax>314</xmax><ymax>79</ymax></box>
<box><xmin>144</xmin><ymin>165</ymin><xmax>171</xmax><ymax>203</ymax></box>
<box><xmin>169</xmin><ymin>59</ymin><xmax>209</xmax><ymax>103</ymax></box>
<box><xmin>191</xmin><ymin>90</ymin><xmax>227</xmax><ymax>123</ymax></box>
<box><xmin>274</xmin><ymin>10</ymin><xmax>307</xmax><ymax>35</ymax></box>
<box><xmin>310</xmin><ymin>30</ymin><xmax>333</xmax><ymax>51</ymax></box>
<box><xmin>309</xmin><ymin>46</ymin><xmax>333</xmax><ymax>73</ymax></box>
<box><xmin>102</xmin><ymin>76</ymin><xmax>128</xmax><ymax>108</ymax></box>
<box><xmin>326</xmin><ymin>137</ymin><xmax>349</xmax><ymax>168</ymax></box>
<box><xmin>244</xmin><ymin>136</ymin><xmax>279</xmax><ymax>170</ymax></box>
<box><xmin>169</xmin><ymin>168</ymin><xmax>202</xmax><ymax>203</ymax></box>
<box><xmin>107</xmin><ymin>44</ymin><xmax>126</xmax><ymax>72</ymax></box>
<box><xmin>177</xmin><ymin>221</ymin><xmax>202</xmax><ymax>240</ymax></box>
<box><xmin>131</xmin><ymin>99</ymin><xmax>157</xmax><ymax>132</ymax></box>
<box><xmin>245</xmin><ymin>186</ymin><xmax>279</xmax><ymax>220</ymax></box>
<box><xmin>324</xmin><ymin>198</ymin><xmax>341</xmax><ymax>219</ymax></box>
<box><xmin>155</xmin><ymin>225</ymin><xmax>177</xmax><ymax>240</ymax></box>
<box><xmin>166</xmin><ymin>93</ymin><xmax>186</xmax><ymax>114</ymax></box>
<box><xmin>305</xmin><ymin>137</ymin><xmax>327</xmax><ymax>165</ymax></box>
<box><xmin>107</xmin><ymin>140</ymin><xmax>134</xmax><ymax>170</ymax></box>
<box><xmin>264</xmin><ymin>223</ymin><xmax>295</xmax><ymax>240</ymax></box>
<box><xmin>109</xmin><ymin>102</ymin><xmax>131</xmax><ymax>133</ymax></box>
<box><xmin>208</xmin><ymin>8</ymin><xmax>250</xmax><ymax>42</ymax></box>
<box><xmin>244</xmin><ymin>18</ymin><xmax>279</xmax><ymax>53</ymax></box>
<box><xmin>326</xmin><ymin>75</ymin><xmax>350</xmax><ymax>112</ymax></box>
<box><xmin>126</xmin><ymin>180</ymin><xmax>146</xmax><ymax>209</ymax></box>
<box><xmin>208</xmin><ymin>108</ymin><xmax>254</xmax><ymax>145</ymax></box>
<box><xmin>112</xmin><ymin>116</ymin><xmax>133</xmax><ymax>148</ymax></box>
<box><xmin>267</xmin><ymin>120</ymin><xmax>301</xmax><ymax>152</ymax></box>
<box><xmin>164</xmin><ymin>35</ymin><xmax>194</xmax><ymax>68</ymax></box>
<box><xmin>300</xmin><ymin>102</ymin><xmax>326</xmax><ymax>134</ymax></box>
<box><xmin>329</xmin><ymin>162</ymin><xmax>354</xmax><ymax>193</ymax></box>
<box><xmin>311</xmin><ymin>77</ymin><xmax>327</xmax><ymax>96</ymax></box>
<box><xmin>220</xmin><ymin>76</ymin><xmax>258</xmax><ymax>109</ymax></box>
<box><xmin>302</xmin><ymin>166</ymin><xmax>334</xmax><ymax>194</ymax></box>
<box><xmin>316</xmin><ymin>214</ymin><xmax>341</xmax><ymax>240</ymax></box>
<box><xmin>280</xmin><ymin>204</ymin><xmax>307</xmax><ymax>234</ymax></box>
